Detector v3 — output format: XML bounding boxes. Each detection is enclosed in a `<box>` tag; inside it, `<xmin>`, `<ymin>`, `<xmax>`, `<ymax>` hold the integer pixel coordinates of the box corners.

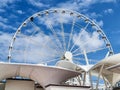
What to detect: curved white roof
<box><xmin>56</xmin><ymin>60</ymin><xmax>86</xmax><ymax>72</ymax></box>
<box><xmin>90</xmin><ymin>53</ymin><xmax>120</xmax><ymax>86</ymax></box>
<box><xmin>0</xmin><ymin>62</ymin><xmax>81</xmax><ymax>88</ymax></box>
<box><xmin>106</xmin><ymin>63</ymin><xmax>120</xmax><ymax>73</ymax></box>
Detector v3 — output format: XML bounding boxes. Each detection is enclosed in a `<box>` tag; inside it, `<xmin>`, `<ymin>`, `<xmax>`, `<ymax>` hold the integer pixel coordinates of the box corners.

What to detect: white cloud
<box><xmin>93</xmin><ymin>19</ymin><xmax>104</xmax><ymax>27</ymax></box>
<box><xmin>97</xmin><ymin>20</ymin><xmax>104</xmax><ymax>27</ymax></box>
<box><xmin>84</xmin><ymin>12</ymin><xmax>102</xmax><ymax>21</ymax></box>
<box><xmin>100</xmin><ymin>0</ymin><xmax>116</xmax><ymax>3</ymax></box>
<box><xmin>73</xmin><ymin>30</ymin><xmax>104</xmax><ymax>51</ymax></box>
<box><xmin>56</xmin><ymin>0</ymin><xmax>117</xmax><ymax>12</ymax></box>
<box><xmin>76</xmin><ymin>0</ymin><xmax>116</xmax><ymax>5</ymax></box>
<box><xmin>0</xmin><ymin>32</ymin><xmax>12</xmax><ymax>61</ymax></box>
<box><xmin>54</xmin><ymin>0</ymin><xmax>116</xmax><ymax>24</ymax></box>
<box><xmin>88</xmin><ymin>12</ymin><xmax>102</xmax><ymax>19</ymax></box>
<box><xmin>57</xmin><ymin>1</ymin><xmax>80</xmax><ymax>11</ymax></box>
<box><xmin>27</xmin><ymin>0</ymin><xmax>49</xmax><ymax>8</ymax></box>
<box><xmin>0</xmin><ymin>16</ymin><xmax>8</xmax><ymax>23</ymax></box>
<box><xmin>17</xmin><ymin>10</ymin><xmax>24</xmax><ymax>14</ymax></box>
<box><xmin>0</xmin><ymin>9</ymin><xmax>5</xmax><ymax>12</ymax></box>
<box><xmin>104</xmin><ymin>8</ymin><xmax>114</xmax><ymax>14</ymax></box>
<box><xmin>10</xmin><ymin>32</ymin><xmax>63</xmax><ymax>63</ymax></box>
<box><xmin>0</xmin><ymin>0</ymin><xmax>50</xmax><ymax>8</ymax></box>
<box><xmin>39</xmin><ymin>12</ymin><xmax>73</xmax><ymax>28</ymax></box>
<box><xmin>0</xmin><ymin>30</ymin><xmax>63</xmax><ymax>63</ymax></box>
<box><xmin>0</xmin><ymin>0</ymin><xmax>17</xmax><ymax>7</ymax></box>
<box><xmin>0</xmin><ymin>22</ymin><xmax>17</xmax><ymax>31</ymax></box>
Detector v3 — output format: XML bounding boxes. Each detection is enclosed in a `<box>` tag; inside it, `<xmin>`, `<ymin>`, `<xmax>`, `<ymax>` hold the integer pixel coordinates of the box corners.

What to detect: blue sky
<box><xmin>0</xmin><ymin>0</ymin><xmax>120</xmax><ymax>64</ymax></box>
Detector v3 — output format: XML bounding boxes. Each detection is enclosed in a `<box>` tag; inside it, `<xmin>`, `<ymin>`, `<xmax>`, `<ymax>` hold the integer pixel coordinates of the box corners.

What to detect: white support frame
<box><xmin>96</xmin><ymin>64</ymin><xmax>104</xmax><ymax>89</ymax></box>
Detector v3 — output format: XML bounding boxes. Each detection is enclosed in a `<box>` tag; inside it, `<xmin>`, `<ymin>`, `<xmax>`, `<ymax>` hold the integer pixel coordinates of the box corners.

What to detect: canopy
<box><xmin>90</xmin><ymin>53</ymin><xmax>120</xmax><ymax>86</ymax></box>
<box><xmin>0</xmin><ymin>62</ymin><xmax>81</xmax><ymax>88</ymax></box>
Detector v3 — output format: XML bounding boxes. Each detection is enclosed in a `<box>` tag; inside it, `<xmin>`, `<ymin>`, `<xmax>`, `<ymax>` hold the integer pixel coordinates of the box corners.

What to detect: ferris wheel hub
<box><xmin>64</xmin><ymin>51</ymin><xmax>73</xmax><ymax>61</ymax></box>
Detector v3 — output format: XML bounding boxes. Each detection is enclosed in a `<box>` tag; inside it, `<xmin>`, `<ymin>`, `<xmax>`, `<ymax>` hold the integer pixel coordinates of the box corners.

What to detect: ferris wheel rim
<box><xmin>8</xmin><ymin>8</ymin><xmax>114</xmax><ymax>65</ymax></box>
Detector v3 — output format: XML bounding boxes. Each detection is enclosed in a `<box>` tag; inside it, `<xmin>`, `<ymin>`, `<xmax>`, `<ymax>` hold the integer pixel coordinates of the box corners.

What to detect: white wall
<box><xmin>36</xmin><ymin>87</ymin><xmax>44</xmax><ymax>90</ymax></box>
<box><xmin>0</xmin><ymin>83</ymin><xmax>5</xmax><ymax>90</ymax></box>
<box><xmin>5</xmin><ymin>80</ymin><xmax>34</xmax><ymax>90</ymax></box>
<box><xmin>45</xmin><ymin>85</ymin><xmax>90</xmax><ymax>90</ymax></box>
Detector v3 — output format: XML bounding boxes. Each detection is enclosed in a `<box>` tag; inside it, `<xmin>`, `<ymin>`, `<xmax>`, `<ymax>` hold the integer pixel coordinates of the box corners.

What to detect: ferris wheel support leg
<box><xmin>83</xmin><ymin>50</ymin><xmax>89</xmax><ymax>65</ymax></box>
<box><xmin>103</xmin><ymin>76</ymin><xmax>113</xmax><ymax>90</ymax></box>
<box><xmin>96</xmin><ymin>64</ymin><xmax>104</xmax><ymax>90</ymax></box>
<box><xmin>89</xmin><ymin>71</ymin><xmax>93</xmax><ymax>90</ymax></box>
<box><xmin>102</xmin><ymin>75</ymin><xmax>108</xmax><ymax>89</ymax></box>
<box><xmin>76</xmin><ymin>75</ymin><xmax>82</xmax><ymax>86</ymax></box>
<box><xmin>83</xmin><ymin>72</ymin><xmax>86</xmax><ymax>86</ymax></box>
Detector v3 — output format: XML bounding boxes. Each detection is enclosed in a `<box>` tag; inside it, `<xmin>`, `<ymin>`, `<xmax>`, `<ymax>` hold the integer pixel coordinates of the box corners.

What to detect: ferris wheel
<box><xmin>8</xmin><ymin>9</ymin><xmax>114</xmax><ymax>66</ymax></box>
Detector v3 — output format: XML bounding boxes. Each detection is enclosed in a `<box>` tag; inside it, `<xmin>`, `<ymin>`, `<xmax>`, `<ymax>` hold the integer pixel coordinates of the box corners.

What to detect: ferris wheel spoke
<box><xmin>23</xmin><ymin>39</ymin><xmax>30</xmax><ymax>63</ymax></box>
<box><xmin>47</xmin><ymin>23</ymin><xmax>63</xmax><ymax>50</ymax></box>
<box><xmin>19</xmin><ymin>34</ymin><xmax>62</xmax><ymax>56</ymax></box>
<box><xmin>60</xmin><ymin>21</ymin><xmax>66</xmax><ymax>52</ymax></box>
<box><xmin>40</xmin><ymin>57</ymin><xmax>60</xmax><ymax>64</ymax></box>
<box><xmin>72</xmin><ymin>38</ymin><xmax>92</xmax><ymax>54</ymax></box>
<box><xmin>11</xmin><ymin>48</ymin><xmax>27</xmax><ymax>63</ymax></box>
<box><xmin>39</xmin><ymin>52</ymin><xmax>60</xmax><ymax>58</ymax></box>
<box><xmin>84</xmin><ymin>22</ymin><xmax>90</xmax><ymax>30</ymax></box>
<box><xmin>70</xmin><ymin>23</ymin><xmax>90</xmax><ymax>52</ymax></box>
<box><xmin>24</xmin><ymin>22</ymin><xmax>41</xmax><ymax>63</ymax></box>
<box><xmin>72</xmin><ymin>58</ymin><xmax>85</xmax><ymax>65</ymax></box>
<box><xmin>73</xmin><ymin>57</ymin><xmax>98</xmax><ymax>64</ymax></box>
<box><xmin>89</xmin><ymin>59</ymin><xmax>99</xmax><ymax>64</ymax></box>
<box><xmin>13</xmin><ymin>47</ymin><xmax>61</xmax><ymax>58</ymax></box>
<box><xmin>73</xmin><ymin>47</ymin><xmax>107</xmax><ymax>57</ymax></box>
<box><xmin>67</xmin><ymin>18</ymin><xmax>75</xmax><ymax>51</ymax></box>
<box><xmin>15</xmin><ymin>22</ymin><xmax>41</xmax><ymax>63</ymax></box>
<box><xmin>31</xmin><ymin>22</ymin><xmax>62</xmax><ymax>50</ymax></box>
<box><xmin>30</xmin><ymin>22</ymin><xmax>42</xmax><ymax>34</ymax></box>
<box><xmin>72</xmin><ymin>47</ymin><xmax>81</xmax><ymax>54</ymax></box>
<box><xmin>69</xmin><ymin>29</ymin><xmax>83</xmax><ymax>52</ymax></box>
<box><xmin>28</xmin><ymin>52</ymin><xmax>60</xmax><ymax>64</ymax></box>
<box><xmin>37</xmin><ymin>44</ymin><xmax>63</xmax><ymax>57</ymax></box>
<box><xmin>30</xmin><ymin>21</ymin><xmax>40</xmax><ymax>30</ymax></box>
<box><xmin>25</xmin><ymin>20</ymin><xmax>61</xmax><ymax>54</ymax></box>
<box><xmin>19</xmin><ymin>34</ymin><xmax>42</xmax><ymax>45</ymax></box>
<box><xmin>12</xmin><ymin>49</ymin><xmax>24</xmax><ymax>53</ymax></box>
<box><xmin>37</xmin><ymin>48</ymin><xmax>63</xmax><ymax>57</ymax></box>
<box><xmin>73</xmin><ymin>57</ymin><xmax>85</xmax><ymax>61</ymax></box>
<box><xmin>30</xmin><ymin>21</ymin><xmax>62</xmax><ymax>52</ymax></box>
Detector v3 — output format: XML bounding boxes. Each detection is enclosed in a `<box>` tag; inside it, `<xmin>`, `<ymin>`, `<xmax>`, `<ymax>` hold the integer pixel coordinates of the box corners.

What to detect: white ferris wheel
<box><xmin>8</xmin><ymin>9</ymin><xmax>114</xmax><ymax>66</ymax></box>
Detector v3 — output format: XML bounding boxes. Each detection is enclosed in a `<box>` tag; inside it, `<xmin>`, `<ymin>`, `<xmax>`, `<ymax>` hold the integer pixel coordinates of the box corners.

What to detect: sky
<box><xmin>0</xmin><ymin>0</ymin><xmax>120</xmax><ymax>65</ymax></box>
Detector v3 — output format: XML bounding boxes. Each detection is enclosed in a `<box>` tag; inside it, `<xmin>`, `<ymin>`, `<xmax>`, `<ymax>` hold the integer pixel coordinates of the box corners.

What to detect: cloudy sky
<box><xmin>0</xmin><ymin>0</ymin><xmax>120</xmax><ymax>65</ymax></box>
